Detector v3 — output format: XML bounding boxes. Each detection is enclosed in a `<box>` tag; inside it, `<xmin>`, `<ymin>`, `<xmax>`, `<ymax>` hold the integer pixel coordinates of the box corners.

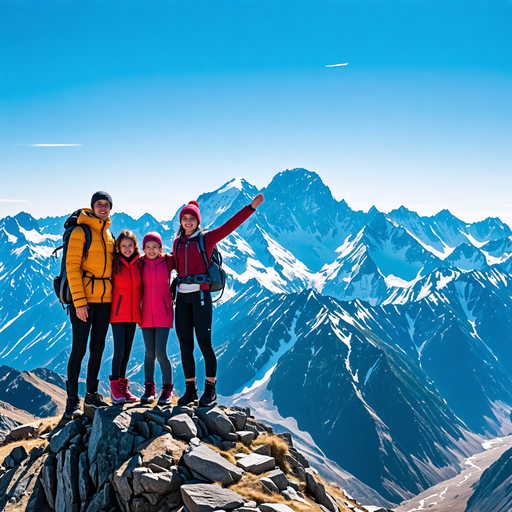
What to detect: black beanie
<box><xmin>91</xmin><ymin>191</ymin><xmax>113</xmax><ymax>209</ymax></box>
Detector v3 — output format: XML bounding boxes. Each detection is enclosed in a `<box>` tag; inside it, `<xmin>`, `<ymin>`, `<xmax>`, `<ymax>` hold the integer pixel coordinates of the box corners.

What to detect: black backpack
<box><xmin>52</xmin><ymin>210</ymin><xmax>92</xmax><ymax>306</ymax></box>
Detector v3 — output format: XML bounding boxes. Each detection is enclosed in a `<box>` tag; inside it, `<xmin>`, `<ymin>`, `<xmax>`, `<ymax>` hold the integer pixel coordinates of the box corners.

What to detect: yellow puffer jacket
<box><xmin>66</xmin><ymin>209</ymin><xmax>115</xmax><ymax>308</ymax></box>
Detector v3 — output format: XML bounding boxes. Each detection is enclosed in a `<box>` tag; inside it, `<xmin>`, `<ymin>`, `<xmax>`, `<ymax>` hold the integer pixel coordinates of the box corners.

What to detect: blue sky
<box><xmin>1</xmin><ymin>0</ymin><xmax>511</xmax><ymax>226</ymax></box>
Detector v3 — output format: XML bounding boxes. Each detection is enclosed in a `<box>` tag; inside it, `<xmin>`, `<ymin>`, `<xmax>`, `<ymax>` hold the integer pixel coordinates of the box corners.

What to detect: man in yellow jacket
<box><xmin>65</xmin><ymin>191</ymin><xmax>115</xmax><ymax>419</ymax></box>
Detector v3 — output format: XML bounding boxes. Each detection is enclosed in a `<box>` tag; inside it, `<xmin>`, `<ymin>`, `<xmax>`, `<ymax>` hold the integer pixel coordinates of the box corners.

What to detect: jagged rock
<box><xmin>54</xmin><ymin>450</ymin><xmax>65</xmax><ymax>512</ymax></box>
<box><xmin>289</xmin><ymin>447</ymin><xmax>309</xmax><ymax>468</ymax></box>
<box><xmin>286</xmin><ymin>454</ymin><xmax>306</xmax><ymax>481</ymax></box>
<box><xmin>143</xmin><ymin>411</ymin><xmax>166</xmax><ymax>426</ymax></box>
<box><xmin>288</xmin><ymin>479</ymin><xmax>300</xmax><ymax>491</ymax></box>
<box><xmin>148</xmin><ymin>463</ymin><xmax>167</xmax><ymax>473</ymax></box>
<box><xmin>183</xmin><ymin>442</ymin><xmax>244</xmax><ymax>485</ymax></box>
<box><xmin>260</xmin><ymin>503</ymin><xmax>295</xmax><ymax>512</ymax></box>
<box><xmin>78</xmin><ymin>451</ymin><xmax>90</xmax><ymax>503</ymax></box>
<box><xmin>112</xmin><ymin>454</ymin><xmax>142</xmax><ymax>504</ymax></box>
<box><xmin>171</xmin><ymin>405</ymin><xmax>194</xmax><ymax>417</ymax></box>
<box><xmin>136</xmin><ymin>433</ymin><xmax>188</xmax><ymax>469</ymax></box>
<box><xmin>88</xmin><ymin>407</ymin><xmax>136</xmax><ymax>488</ymax></box>
<box><xmin>253</xmin><ymin>444</ymin><xmax>271</xmax><ymax>456</ymax></box>
<box><xmin>41</xmin><ymin>453</ymin><xmax>57</xmax><ymax>509</ymax></box>
<box><xmin>133</xmin><ymin>467</ymin><xmax>152</xmax><ymax>495</ymax></box>
<box><xmin>195</xmin><ymin>407</ymin><xmax>236</xmax><ymax>440</ymax></box>
<box><xmin>221</xmin><ymin>441</ymin><xmax>237</xmax><ymax>450</ymax></box>
<box><xmin>261</xmin><ymin>477</ymin><xmax>280</xmax><ymax>494</ymax></box>
<box><xmin>50</xmin><ymin>420</ymin><xmax>83</xmax><ymax>454</ymax></box>
<box><xmin>305</xmin><ymin>469</ymin><xmax>337</xmax><ymax>512</ymax></box>
<box><xmin>85</xmin><ymin>482</ymin><xmax>116</xmax><ymax>512</ymax></box>
<box><xmin>226</xmin><ymin>410</ymin><xmax>247</xmax><ymax>431</ymax></box>
<box><xmin>236</xmin><ymin>431</ymin><xmax>255</xmax><ymax>446</ymax></box>
<box><xmin>167</xmin><ymin>413</ymin><xmax>198</xmax><ymax>441</ymax></box>
<box><xmin>266</xmin><ymin>468</ymin><xmax>289</xmax><ymax>491</ymax></box>
<box><xmin>149</xmin><ymin>422</ymin><xmax>164</xmax><ymax>438</ymax></box>
<box><xmin>244</xmin><ymin>424</ymin><xmax>260</xmax><ymax>438</ymax></box>
<box><xmin>163</xmin><ymin>425</ymin><xmax>173</xmax><ymax>434</ymax></box>
<box><xmin>4</xmin><ymin>455</ymin><xmax>15</xmax><ymax>469</ymax></box>
<box><xmin>29</xmin><ymin>445</ymin><xmax>46</xmax><ymax>462</ymax></box>
<box><xmin>237</xmin><ymin>453</ymin><xmax>275</xmax><ymax>475</ymax></box>
<box><xmin>131</xmin><ymin>497</ymin><xmax>153</xmax><ymax>512</ymax></box>
<box><xmin>136</xmin><ymin>421</ymin><xmax>150</xmax><ymax>440</ymax></box>
<box><xmin>246</xmin><ymin>418</ymin><xmax>273</xmax><ymax>434</ymax></box>
<box><xmin>278</xmin><ymin>432</ymin><xmax>293</xmax><ymax>447</ymax></box>
<box><xmin>140</xmin><ymin>468</ymin><xmax>183</xmax><ymax>494</ymax></box>
<box><xmin>61</xmin><ymin>444</ymin><xmax>81</xmax><ymax>511</ymax></box>
<box><xmin>8</xmin><ymin>423</ymin><xmax>39</xmax><ymax>441</ymax></box>
<box><xmin>141</xmin><ymin>492</ymin><xmax>160</xmax><ymax>505</ymax></box>
<box><xmin>282</xmin><ymin>485</ymin><xmax>310</xmax><ymax>505</ymax></box>
<box><xmin>181</xmin><ymin>483</ymin><xmax>245</xmax><ymax>512</ymax></box>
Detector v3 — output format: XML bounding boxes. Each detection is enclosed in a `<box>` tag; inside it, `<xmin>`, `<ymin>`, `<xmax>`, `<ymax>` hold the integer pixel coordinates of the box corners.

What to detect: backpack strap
<box><xmin>198</xmin><ymin>234</ymin><xmax>209</xmax><ymax>268</ymax></box>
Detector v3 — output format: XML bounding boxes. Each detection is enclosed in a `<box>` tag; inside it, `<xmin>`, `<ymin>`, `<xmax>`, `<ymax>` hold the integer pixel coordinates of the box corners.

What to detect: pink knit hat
<box><xmin>142</xmin><ymin>231</ymin><xmax>162</xmax><ymax>247</ymax></box>
<box><xmin>179</xmin><ymin>201</ymin><xmax>201</xmax><ymax>224</ymax></box>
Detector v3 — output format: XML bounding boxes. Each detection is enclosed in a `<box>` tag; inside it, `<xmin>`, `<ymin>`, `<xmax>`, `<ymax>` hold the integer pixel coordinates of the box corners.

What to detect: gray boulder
<box><xmin>261</xmin><ymin>477</ymin><xmax>280</xmax><ymax>494</ymax></box>
<box><xmin>133</xmin><ymin>467</ymin><xmax>152</xmax><ymax>496</ymax></box>
<box><xmin>143</xmin><ymin>411</ymin><xmax>166</xmax><ymax>426</ymax></box>
<box><xmin>305</xmin><ymin>469</ymin><xmax>337</xmax><ymax>512</ymax></box>
<box><xmin>61</xmin><ymin>444</ymin><xmax>81</xmax><ymax>512</ymax></box>
<box><xmin>112</xmin><ymin>454</ymin><xmax>142</xmax><ymax>505</ymax></box>
<box><xmin>195</xmin><ymin>407</ymin><xmax>235</xmax><ymax>440</ymax></box>
<box><xmin>260</xmin><ymin>504</ymin><xmax>295</xmax><ymax>512</ymax></box>
<box><xmin>226</xmin><ymin>410</ymin><xmax>247</xmax><ymax>431</ymax></box>
<box><xmin>236</xmin><ymin>431</ymin><xmax>255</xmax><ymax>446</ymax></box>
<box><xmin>286</xmin><ymin>454</ymin><xmax>306</xmax><ymax>482</ymax></box>
<box><xmin>140</xmin><ymin>469</ymin><xmax>183</xmax><ymax>494</ymax></box>
<box><xmin>40</xmin><ymin>453</ymin><xmax>57</xmax><ymax>509</ymax></box>
<box><xmin>78</xmin><ymin>451</ymin><xmax>90</xmax><ymax>503</ymax></box>
<box><xmin>183</xmin><ymin>443</ymin><xmax>244</xmax><ymax>485</ymax></box>
<box><xmin>167</xmin><ymin>413</ymin><xmax>198</xmax><ymax>441</ymax></box>
<box><xmin>85</xmin><ymin>482</ymin><xmax>116</xmax><ymax>512</ymax></box>
<box><xmin>282</xmin><ymin>486</ymin><xmax>310</xmax><ymax>505</ymax></box>
<box><xmin>136</xmin><ymin>433</ymin><xmax>188</xmax><ymax>469</ymax></box>
<box><xmin>236</xmin><ymin>453</ymin><xmax>275</xmax><ymax>475</ymax></box>
<box><xmin>50</xmin><ymin>420</ymin><xmax>82</xmax><ymax>453</ymax></box>
<box><xmin>181</xmin><ymin>483</ymin><xmax>245</xmax><ymax>512</ymax></box>
<box><xmin>266</xmin><ymin>468</ymin><xmax>289</xmax><ymax>491</ymax></box>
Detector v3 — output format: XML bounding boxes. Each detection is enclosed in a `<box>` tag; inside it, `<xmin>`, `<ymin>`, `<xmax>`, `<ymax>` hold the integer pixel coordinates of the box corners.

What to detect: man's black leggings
<box><xmin>175</xmin><ymin>290</ymin><xmax>216</xmax><ymax>379</ymax></box>
<box><xmin>111</xmin><ymin>322</ymin><xmax>137</xmax><ymax>380</ymax></box>
<box><xmin>68</xmin><ymin>302</ymin><xmax>111</xmax><ymax>393</ymax></box>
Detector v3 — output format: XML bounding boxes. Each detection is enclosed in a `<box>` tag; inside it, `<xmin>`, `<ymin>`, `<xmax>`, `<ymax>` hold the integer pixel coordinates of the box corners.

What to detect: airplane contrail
<box><xmin>326</xmin><ymin>63</ymin><xmax>349</xmax><ymax>67</ymax></box>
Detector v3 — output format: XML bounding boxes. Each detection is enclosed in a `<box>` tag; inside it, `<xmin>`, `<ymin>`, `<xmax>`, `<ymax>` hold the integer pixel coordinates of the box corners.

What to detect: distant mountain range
<box><xmin>1</xmin><ymin>168</ymin><xmax>512</xmax><ymax>505</ymax></box>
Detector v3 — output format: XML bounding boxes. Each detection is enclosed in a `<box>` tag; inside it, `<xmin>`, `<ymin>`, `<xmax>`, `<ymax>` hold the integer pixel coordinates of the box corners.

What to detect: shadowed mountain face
<box><xmin>1</xmin><ymin>168</ymin><xmax>512</xmax><ymax>503</ymax></box>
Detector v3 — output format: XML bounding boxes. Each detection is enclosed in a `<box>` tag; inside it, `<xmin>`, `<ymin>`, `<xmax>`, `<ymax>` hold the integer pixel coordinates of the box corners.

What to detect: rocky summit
<box><xmin>0</xmin><ymin>402</ymin><xmax>392</xmax><ymax>512</ymax></box>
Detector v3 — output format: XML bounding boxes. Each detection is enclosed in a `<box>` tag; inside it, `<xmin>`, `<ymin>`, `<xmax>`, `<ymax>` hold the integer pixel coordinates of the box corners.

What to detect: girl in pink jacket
<box><xmin>139</xmin><ymin>231</ymin><xmax>175</xmax><ymax>404</ymax></box>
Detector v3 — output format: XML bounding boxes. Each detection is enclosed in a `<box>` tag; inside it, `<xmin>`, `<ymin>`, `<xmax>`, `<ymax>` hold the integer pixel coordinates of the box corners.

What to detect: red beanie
<box><xmin>180</xmin><ymin>201</ymin><xmax>201</xmax><ymax>224</ymax></box>
<box><xmin>142</xmin><ymin>231</ymin><xmax>162</xmax><ymax>247</ymax></box>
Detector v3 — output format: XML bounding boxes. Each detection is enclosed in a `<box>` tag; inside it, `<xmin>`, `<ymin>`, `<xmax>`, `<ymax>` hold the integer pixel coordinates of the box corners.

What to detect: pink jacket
<box><xmin>139</xmin><ymin>255</ymin><xmax>175</xmax><ymax>329</ymax></box>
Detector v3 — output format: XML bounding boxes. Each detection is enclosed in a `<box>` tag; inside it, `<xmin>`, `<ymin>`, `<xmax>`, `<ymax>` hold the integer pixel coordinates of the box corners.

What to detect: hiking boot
<box><xmin>177</xmin><ymin>381</ymin><xmax>198</xmax><ymax>406</ymax></box>
<box><xmin>85</xmin><ymin>391</ymin><xmax>109</xmax><ymax>408</ymax></box>
<box><xmin>110</xmin><ymin>378</ymin><xmax>126</xmax><ymax>404</ymax></box>
<box><xmin>120</xmin><ymin>378</ymin><xmax>138</xmax><ymax>402</ymax></box>
<box><xmin>158</xmin><ymin>383</ymin><xmax>174</xmax><ymax>405</ymax></box>
<box><xmin>199</xmin><ymin>380</ymin><xmax>217</xmax><ymax>407</ymax></box>
<box><xmin>141</xmin><ymin>382</ymin><xmax>156</xmax><ymax>403</ymax></box>
<box><xmin>64</xmin><ymin>396</ymin><xmax>83</xmax><ymax>419</ymax></box>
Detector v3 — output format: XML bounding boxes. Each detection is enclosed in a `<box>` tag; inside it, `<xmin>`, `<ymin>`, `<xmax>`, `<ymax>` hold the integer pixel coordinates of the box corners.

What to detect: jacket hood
<box><xmin>78</xmin><ymin>208</ymin><xmax>111</xmax><ymax>232</ymax></box>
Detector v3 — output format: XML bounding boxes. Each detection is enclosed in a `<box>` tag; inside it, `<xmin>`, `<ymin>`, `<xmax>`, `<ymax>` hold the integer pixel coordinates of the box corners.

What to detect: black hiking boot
<box><xmin>198</xmin><ymin>380</ymin><xmax>217</xmax><ymax>407</ymax></box>
<box><xmin>177</xmin><ymin>381</ymin><xmax>198</xmax><ymax>406</ymax></box>
<box><xmin>85</xmin><ymin>391</ymin><xmax>109</xmax><ymax>409</ymax></box>
<box><xmin>65</xmin><ymin>381</ymin><xmax>83</xmax><ymax>419</ymax></box>
<box><xmin>64</xmin><ymin>396</ymin><xmax>83</xmax><ymax>419</ymax></box>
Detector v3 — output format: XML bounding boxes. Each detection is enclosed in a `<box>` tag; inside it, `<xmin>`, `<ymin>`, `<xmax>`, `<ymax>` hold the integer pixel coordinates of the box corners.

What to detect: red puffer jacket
<box><xmin>110</xmin><ymin>255</ymin><xmax>142</xmax><ymax>323</ymax></box>
<box><xmin>139</xmin><ymin>254</ymin><xmax>175</xmax><ymax>329</ymax></box>
<box><xmin>172</xmin><ymin>204</ymin><xmax>255</xmax><ymax>289</ymax></box>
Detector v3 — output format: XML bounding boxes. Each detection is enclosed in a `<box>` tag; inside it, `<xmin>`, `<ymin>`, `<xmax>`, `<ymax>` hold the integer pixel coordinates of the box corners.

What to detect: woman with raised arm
<box><xmin>174</xmin><ymin>193</ymin><xmax>264</xmax><ymax>406</ymax></box>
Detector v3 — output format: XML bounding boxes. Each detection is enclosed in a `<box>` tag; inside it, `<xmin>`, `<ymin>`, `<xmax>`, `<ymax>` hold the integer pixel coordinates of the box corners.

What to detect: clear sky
<box><xmin>1</xmin><ymin>0</ymin><xmax>511</xmax><ymax>226</ymax></box>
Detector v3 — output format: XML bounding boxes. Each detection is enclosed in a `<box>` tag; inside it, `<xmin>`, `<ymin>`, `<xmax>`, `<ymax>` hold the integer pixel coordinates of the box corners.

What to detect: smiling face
<box><xmin>181</xmin><ymin>214</ymin><xmax>198</xmax><ymax>236</ymax></box>
<box><xmin>144</xmin><ymin>241</ymin><xmax>162</xmax><ymax>260</ymax></box>
<box><xmin>119</xmin><ymin>237</ymin><xmax>135</xmax><ymax>258</ymax></box>
<box><xmin>92</xmin><ymin>199</ymin><xmax>111</xmax><ymax>220</ymax></box>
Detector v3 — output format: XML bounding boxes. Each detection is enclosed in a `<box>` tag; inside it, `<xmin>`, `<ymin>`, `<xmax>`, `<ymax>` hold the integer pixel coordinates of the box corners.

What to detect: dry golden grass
<box><xmin>252</xmin><ymin>433</ymin><xmax>290</xmax><ymax>473</ymax></box>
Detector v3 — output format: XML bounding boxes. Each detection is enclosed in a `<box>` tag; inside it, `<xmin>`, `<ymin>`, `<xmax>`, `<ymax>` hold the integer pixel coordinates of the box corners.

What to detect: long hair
<box><xmin>113</xmin><ymin>230</ymin><xmax>141</xmax><ymax>274</ymax></box>
<box><xmin>175</xmin><ymin>223</ymin><xmax>201</xmax><ymax>240</ymax></box>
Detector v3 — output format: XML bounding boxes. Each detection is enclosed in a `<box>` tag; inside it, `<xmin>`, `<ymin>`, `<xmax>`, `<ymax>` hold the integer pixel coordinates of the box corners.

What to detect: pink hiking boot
<box><xmin>120</xmin><ymin>378</ymin><xmax>137</xmax><ymax>402</ymax></box>
<box><xmin>110</xmin><ymin>379</ymin><xmax>126</xmax><ymax>404</ymax></box>
<box><xmin>158</xmin><ymin>383</ymin><xmax>174</xmax><ymax>405</ymax></box>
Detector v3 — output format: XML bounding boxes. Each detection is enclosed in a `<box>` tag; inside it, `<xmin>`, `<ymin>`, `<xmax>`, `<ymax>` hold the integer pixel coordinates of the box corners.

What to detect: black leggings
<box><xmin>175</xmin><ymin>290</ymin><xmax>216</xmax><ymax>379</ymax></box>
<box><xmin>111</xmin><ymin>322</ymin><xmax>137</xmax><ymax>380</ymax></box>
<box><xmin>68</xmin><ymin>302</ymin><xmax>110</xmax><ymax>393</ymax></box>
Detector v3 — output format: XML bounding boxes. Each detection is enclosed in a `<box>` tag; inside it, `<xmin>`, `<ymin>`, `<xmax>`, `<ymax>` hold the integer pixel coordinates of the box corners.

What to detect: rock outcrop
<box><xmin>0</xmin><ymin>402</ymin><xmax>387</xmax><ymax>512</ymax></box>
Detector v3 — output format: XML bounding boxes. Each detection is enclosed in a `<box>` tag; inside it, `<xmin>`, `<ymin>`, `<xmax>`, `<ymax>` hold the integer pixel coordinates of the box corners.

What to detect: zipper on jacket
<box><xmin>100</xmin><ymin>222</ymin><xmax>108</xmax><ymax>302</ymax></box>
<box><xmin>185</xmin><ymin>242</ymin><xmax>188</xmax><ymax>276</ymax></box>
<box><xmin>116</xmin><ymin>295</ymin><xmax>123</xmax><ymax>316</ymax></box>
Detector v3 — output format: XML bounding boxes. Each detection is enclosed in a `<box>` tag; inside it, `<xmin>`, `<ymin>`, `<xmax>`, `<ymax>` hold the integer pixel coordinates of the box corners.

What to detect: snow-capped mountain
<box><xmin>1</xmin><ymin>168</ymin><xmax>512</xmax><ymax>505</ymax></box>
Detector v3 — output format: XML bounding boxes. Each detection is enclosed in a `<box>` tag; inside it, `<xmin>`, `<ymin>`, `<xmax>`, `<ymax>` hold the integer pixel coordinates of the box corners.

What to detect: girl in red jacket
<box><xmin>139</xmin><ymin>231</ymin><xmax>175</xmax><ymax>404</ymax></box>
<box><xmin>110</xmin><ymin>230</ymin><xmax>141</xmax><ymax>403</ymax></box>
<box><xmin>174</xmin><ymin>193</ymin><xmax>265</xmax><ymax>407</ymax></box>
